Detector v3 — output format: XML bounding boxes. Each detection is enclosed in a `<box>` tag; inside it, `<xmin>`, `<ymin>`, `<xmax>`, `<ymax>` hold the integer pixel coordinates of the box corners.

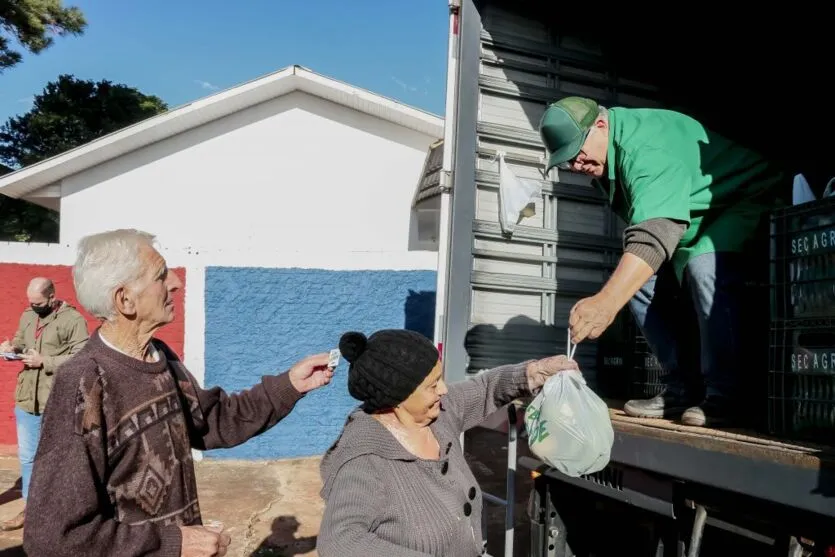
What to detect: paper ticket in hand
<box><xmin>205</xmin><ymin>519</ymin><xmax>225</xmax><ymax>532</ymax></box>
<box><xmin>328</xmin><ymin>349</ymin><xmax>341</xmax><ymax>369</ymax></box>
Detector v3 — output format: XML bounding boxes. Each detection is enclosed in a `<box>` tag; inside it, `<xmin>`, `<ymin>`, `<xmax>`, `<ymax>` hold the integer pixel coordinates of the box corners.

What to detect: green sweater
<box><xmin>600</xmin><ymin>107</ymin><xmax>788</xmax><ymax>281</ymax></box>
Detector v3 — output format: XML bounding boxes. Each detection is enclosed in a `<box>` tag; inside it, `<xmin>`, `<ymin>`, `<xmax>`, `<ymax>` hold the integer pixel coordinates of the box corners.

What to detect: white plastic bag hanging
<box><xmin>793</xmin><ymin>173</ymin><xmax>815</xmax><ymax>205</ymax></box>
<box><xmin>524</xmin><ymin>331</ymin><xmax>615</xmax><ymax>477</ymax></box>
<box><xmin>496</xmin><ymin>150</ymin><xmax>541</xmax><ymax>235</ymax></box>
<box><xmin>792</xmin><ymin>173</ymin><xmax>835</xmax><ymax>205</ymax></box>
<box><xmin>822</xmin><ymin>176</ymin><xmax>835</xmax><ymax>199</ymax></box>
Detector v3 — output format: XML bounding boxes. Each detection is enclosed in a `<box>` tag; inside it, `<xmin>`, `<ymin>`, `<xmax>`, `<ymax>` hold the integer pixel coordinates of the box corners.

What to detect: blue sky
<box><xmin>0</xmin><ymin>0</ymin><xmax>449</xmax><ymax>124</ymax></box>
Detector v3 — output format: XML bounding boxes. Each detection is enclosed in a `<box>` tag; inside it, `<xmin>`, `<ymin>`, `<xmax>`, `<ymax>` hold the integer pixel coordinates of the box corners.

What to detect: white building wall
<box><xmin>59</xmin><ymin>91</ymin><xmax>438</xmax><ymax>254</ymax></box>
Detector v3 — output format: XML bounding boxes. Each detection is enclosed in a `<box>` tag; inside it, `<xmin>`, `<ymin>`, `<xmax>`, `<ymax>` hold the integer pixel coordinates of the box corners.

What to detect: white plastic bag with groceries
<box><xmin>524</xmin><ymin>332</ymin><xmax>615</xmax><ymax>477</ymax></box>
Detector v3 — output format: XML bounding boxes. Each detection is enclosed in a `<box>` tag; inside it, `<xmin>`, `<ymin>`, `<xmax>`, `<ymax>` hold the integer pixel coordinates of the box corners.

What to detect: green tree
<box><xmin>1</xmin><ymin>74</ymin><xmax>168</xmax><ymax>167</ymax></box>
<box><xmin>0</xmin><ymin>0</ymin><xmax>86</xmax><ymax>72</ymax></box>
<box><xmin>0</xmin><ymin>163</ymin><xmax>58</xmax><ymax>242</ymax></box>
<box><xmin>0</xmin><ymin>75</ymin><xmax>168</xmax><ymax>242</ymax></box>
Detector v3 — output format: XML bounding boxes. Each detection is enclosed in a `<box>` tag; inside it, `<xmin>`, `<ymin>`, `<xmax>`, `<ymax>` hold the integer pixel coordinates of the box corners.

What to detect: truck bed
<box><xmin>518</xmin><ymin>401</ymin><xmax>835</xmax><ymax>521</ymax></box>
<box><xmin>607</xmin><ymin>405</ymin><xmax>835</xmax><ymax>471</ymax></box>
<box><xmin>488</xmin><ymin>399</ymin><xmax>835</xmax><ymax>469</ymax></box>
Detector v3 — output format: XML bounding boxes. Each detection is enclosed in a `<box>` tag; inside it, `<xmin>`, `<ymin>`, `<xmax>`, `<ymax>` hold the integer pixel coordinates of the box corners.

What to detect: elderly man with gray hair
<box><xmin>23</xmin><ymin>229</ymin><xmax>334</xmax><ymax>557</ymax></box>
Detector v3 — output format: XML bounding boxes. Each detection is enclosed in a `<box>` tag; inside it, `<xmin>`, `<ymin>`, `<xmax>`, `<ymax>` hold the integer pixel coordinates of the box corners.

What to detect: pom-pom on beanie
<box><xmin>339</xmin><ymin>329</ymin><xmax>439</xmax><ymax>412</ymax></box>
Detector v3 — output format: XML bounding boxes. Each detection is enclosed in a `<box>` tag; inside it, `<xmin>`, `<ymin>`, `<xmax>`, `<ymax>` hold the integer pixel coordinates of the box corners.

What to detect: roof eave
<box><xmin>0</xmin><ymin>65</ymin><xmax>444</xmax><ymax>199</ymax></box>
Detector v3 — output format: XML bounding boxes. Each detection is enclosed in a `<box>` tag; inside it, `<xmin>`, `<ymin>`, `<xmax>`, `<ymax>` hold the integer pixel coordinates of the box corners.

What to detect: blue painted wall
<box><xmin>203</xmin><ymin>267</ymin><xmax>437</xmax><ymax>460</ymax></box>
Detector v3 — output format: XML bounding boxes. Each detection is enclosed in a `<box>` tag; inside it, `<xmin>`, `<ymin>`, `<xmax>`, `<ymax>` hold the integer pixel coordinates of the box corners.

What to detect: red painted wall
<box><xmin>0</xmin><ymin>263</ymin><xmax>186</xmax><ymax>446</ymax></box>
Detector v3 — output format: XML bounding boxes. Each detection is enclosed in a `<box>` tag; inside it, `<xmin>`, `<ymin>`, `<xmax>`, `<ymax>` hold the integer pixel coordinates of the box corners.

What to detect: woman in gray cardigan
<box><xmin>316</xmin><ymin>328</ymin><xmax>579</xmax><ymax>557</ymax></box>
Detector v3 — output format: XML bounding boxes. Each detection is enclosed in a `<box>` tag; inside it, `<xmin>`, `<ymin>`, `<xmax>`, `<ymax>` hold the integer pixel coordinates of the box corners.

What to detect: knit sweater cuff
<box><xmin>496</xmin><ymin>362</ymin><xmax>533</xmax><ymax>400</ymax></box>
<box><xmin>623</xmin><ymin>218</ymin><xmax>688</xmax><ymax>272</ymax></box>
<box><xmin>157</xmin><ymin>524</ymin><xmax>182</xmax><ymax>557</ymax></box>
<box><xmin>624</xmin><ymin>241</ymin><xmax>665</xmax><ymax>272</ymax></box>
<box><xmin>264</xmin><ymin>371</ymin><xmax>305</xmax><ymax>412</ymax></box>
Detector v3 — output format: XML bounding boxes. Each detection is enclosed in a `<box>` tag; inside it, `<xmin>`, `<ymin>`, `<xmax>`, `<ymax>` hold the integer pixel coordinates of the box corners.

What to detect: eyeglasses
<box><xmin>553</xmin><ymin>127</ymin><xmax>595</xmax><ymax>172</ymax></box>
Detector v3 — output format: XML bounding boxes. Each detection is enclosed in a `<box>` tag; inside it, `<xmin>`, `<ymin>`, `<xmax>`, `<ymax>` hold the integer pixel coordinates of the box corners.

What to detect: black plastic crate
<box><xmin>628</xmin><ymin>334</ymin><xmax>664</xmax><ymax>399</ymax></box>
<box><xmin>768</xmin><ymin>318</ymin><xmax>835</xmax><ymax>443</ymax></box>
<box><xmin>770</xmin><ymin>196</ymin><xmax>835</xmax><ymax>321</ymax></box>
<box><xmin>595</xmin><ymin>307</ymin><xmax>635</xmax><ymax>400</ymax></box>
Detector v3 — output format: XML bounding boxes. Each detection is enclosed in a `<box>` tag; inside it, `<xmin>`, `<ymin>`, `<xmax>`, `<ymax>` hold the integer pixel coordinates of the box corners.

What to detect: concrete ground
<box><xmin>0</xmin><ymin>423</ymin><xmax>530</xmax><ymax>557</ymax></box>
<box><xmin>0</xmin><ymin>455</ymin><xmax>325</xmax><ymax>557</ymax></box>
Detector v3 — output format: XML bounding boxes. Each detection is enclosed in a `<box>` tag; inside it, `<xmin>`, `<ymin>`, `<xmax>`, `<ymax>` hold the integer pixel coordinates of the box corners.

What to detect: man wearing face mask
<box><xmin>538</xmin><ymin>96</ymin><xmax>787</xmax><ymax>428</ymax></box>
<box><xmin>0</xmin><ymin>277</ymin><xmax>89</xmax><ymax>530</ymax></box>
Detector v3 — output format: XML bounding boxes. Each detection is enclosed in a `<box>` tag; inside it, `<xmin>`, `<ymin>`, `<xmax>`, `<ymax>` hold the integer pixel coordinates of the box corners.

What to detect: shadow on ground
<box><xmin>0</xmin><ymin>479</ymin><xmax>20</xmax><ymax>508</ymax></box>
<box><xmin>250</xmin><ymin>515</ymin><xmax>317</xmax><ymax>556</ymax></box>
<box><xmin>0</xmin><ymin>426</ymin><xmax>530</xmax><ymax>557</ymax></box>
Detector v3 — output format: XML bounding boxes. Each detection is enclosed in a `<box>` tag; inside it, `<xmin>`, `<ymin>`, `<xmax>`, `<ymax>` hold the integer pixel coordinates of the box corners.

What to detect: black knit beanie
<box><xmin>340</xmin><ymin>329</ymin><xmax>440</xmax><ymax>412</ymax></box>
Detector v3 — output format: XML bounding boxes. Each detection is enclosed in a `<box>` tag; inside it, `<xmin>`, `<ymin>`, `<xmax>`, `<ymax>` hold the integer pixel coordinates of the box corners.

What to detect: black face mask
<box><xmin>31</xmin><ymin>304</ymin><xmax>53</xmax><ymax>318</ymax></box>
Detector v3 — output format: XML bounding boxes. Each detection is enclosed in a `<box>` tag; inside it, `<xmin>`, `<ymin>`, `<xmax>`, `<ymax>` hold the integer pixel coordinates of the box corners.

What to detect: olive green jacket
<box><xmin>9</xmin><ymin>301</ymin><xmax>90</xmax><ymax>414</ymax></box>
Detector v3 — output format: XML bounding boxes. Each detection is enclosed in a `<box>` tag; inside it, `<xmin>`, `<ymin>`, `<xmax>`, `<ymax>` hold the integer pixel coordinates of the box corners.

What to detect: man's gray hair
<box><xmin>597</xmin><ymin>105</ymin><xmax>609</xmax><ymax>120</ymax></box>
<box><xmin>73</xmin><ymin>229</ymin><xmax>157</xmax><ymax>321</ymax></box>
<box><xmin>584</xmin><ymin>105</ymin><xmax>609</xmax><ymax>142</ymax></box>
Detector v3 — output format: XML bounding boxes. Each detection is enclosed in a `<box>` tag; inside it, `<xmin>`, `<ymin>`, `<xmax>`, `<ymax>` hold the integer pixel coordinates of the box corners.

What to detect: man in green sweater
<box><xmin>539</xmin><ymin>96</ymin><xmax>787</xmax><ymax>427</ymax></box>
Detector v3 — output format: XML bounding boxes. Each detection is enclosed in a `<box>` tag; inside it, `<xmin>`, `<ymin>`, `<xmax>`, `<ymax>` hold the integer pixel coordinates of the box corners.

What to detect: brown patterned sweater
<box><xmin>23</xmin><ymin>329</ymin><xmax>305</xmax><ymax>557</ymax></box>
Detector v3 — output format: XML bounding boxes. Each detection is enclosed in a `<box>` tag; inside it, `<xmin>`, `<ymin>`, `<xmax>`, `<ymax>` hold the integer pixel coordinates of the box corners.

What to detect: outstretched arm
<box><xmin>570</xmin><ymin>149</ymin><xmax>691</xmax><ymax>344</ymax></box>
<box><xmin>175</xmin><ymin>353</ymin><xmax>332</xmax><ymax>451</ymax></box>
<box><xmin>568</xmin><ymin>252</ymin><xmax>655</xmax><ymax>344</ymax></box>
<box><xmin>189</xmin><ymin>370</ymin><xmax>305</xmax><ymax>450</ymax></box>
<box><xmin>443</xmin><ymin>355</ymin><xmax>579</xmax><ymax>432</ymax></box>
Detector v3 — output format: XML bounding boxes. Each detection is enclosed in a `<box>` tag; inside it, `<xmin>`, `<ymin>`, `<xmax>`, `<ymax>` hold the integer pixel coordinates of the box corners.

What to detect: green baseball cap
<box><xmin>539</xmin><ymin>96</ymin><xmax>600</xmax><ymax>172</ymax></box>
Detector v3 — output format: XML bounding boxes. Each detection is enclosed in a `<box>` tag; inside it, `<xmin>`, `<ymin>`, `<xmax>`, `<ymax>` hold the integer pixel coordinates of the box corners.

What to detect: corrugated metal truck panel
<box><xmin>442</xmin><ymin>0</ymin><xmax>659</xmax><ymax>388</ymax></box>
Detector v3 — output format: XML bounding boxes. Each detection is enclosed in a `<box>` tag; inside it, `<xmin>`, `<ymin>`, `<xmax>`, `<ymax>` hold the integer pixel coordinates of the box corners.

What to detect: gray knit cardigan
<box><xmin>316</xmin><ymin>362</ymin><xmax>531</xmax><ymax>557</ymax></box>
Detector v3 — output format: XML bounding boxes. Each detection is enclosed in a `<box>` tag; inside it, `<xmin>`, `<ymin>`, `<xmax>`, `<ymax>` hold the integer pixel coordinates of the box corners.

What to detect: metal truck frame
<box><xmin>434</xmin><ymin>0</ymin><xmax>835</xmax><ymax>555</ymax></box>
